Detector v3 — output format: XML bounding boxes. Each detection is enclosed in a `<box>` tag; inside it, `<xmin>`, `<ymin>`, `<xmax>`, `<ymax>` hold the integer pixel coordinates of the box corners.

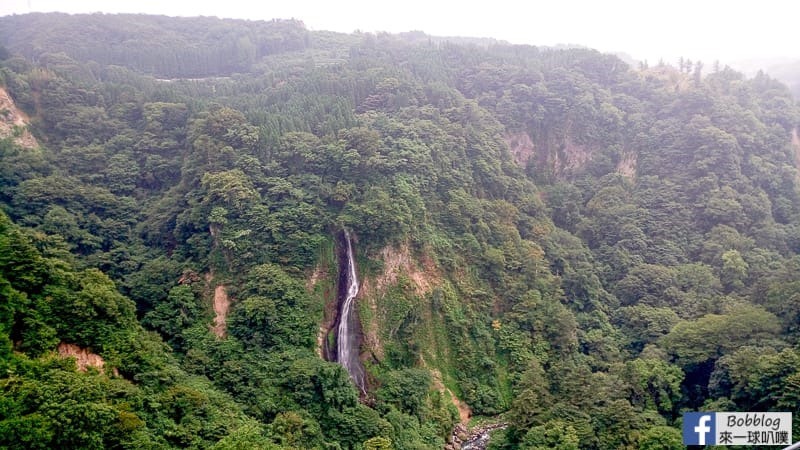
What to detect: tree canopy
<box><xmin>2</xmin><ymin>12</ymin><xmax>800</xmax><ymax>449</ymax></box>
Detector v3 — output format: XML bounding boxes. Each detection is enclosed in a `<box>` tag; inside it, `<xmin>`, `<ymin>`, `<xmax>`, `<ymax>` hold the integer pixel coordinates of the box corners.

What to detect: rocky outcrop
<box><xmin>504</xmin><ymin>131</ymin><xmax>535</xmax><ymax>167</ymax></box>
<box><xmin>446</xmin><ymin>424</ymin><xmax>470</xmax><ymax>450</ymax></box>
<box><xmin>513</xmin><ymin>128</ymin><xmax>599</xmax><ymax>180</ymax></box>
<box><xmin>359</xmin><ymin>243</ymin><xmax>441</xmax><ymax>363</ymax></box>
<box><xmin>446</xmin><ymin>423</ymin><xmax>508</xmax><ymax>450</ymax></box>
<box><xmin>373</xmin><ymin>243</ymin><xmax>439</xmax><ymax>296</ymax></box>
<box><xmin>617</xmin><ymin>150</ymin><xmax>637</xmax><ymax>178</ymax></box>
<box><xmin>57</xmin><ymin>342</ymin><xmax>118</xmax><ymax>376</ymax></box>
<box><xmin>552</xmin><ymin>137</ymin><xmax>593</xmax><ymax>175</ymax></box>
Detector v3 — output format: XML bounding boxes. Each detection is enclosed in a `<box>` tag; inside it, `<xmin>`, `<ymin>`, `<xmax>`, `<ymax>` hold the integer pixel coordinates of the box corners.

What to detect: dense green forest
<box><xmin>1</xmin><ymin>12</ymin><xmax>800</xmax><ymax>449</ymax></box>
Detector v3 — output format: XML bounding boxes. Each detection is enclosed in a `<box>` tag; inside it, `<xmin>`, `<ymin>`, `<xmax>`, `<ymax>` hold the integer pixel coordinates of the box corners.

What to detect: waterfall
<box><xmin>337</xmin><ymin>230</ymin><xmax>366</xmax><ymax>392</ymax></box>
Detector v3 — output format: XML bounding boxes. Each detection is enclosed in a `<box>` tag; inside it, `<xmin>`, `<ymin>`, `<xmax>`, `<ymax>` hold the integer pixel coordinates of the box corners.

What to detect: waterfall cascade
<box><xmin>337</xmin><ymin>230</ymin><xmax>366</xmax><ymax>392</ymax></box>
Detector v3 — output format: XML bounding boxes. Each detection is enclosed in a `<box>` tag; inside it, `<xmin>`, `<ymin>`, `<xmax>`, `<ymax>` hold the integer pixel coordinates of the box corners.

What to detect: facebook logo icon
<box><xmin>683</xmin><ymin>412</ymin><xmax>716</xmax><ymax>445</ymax></box>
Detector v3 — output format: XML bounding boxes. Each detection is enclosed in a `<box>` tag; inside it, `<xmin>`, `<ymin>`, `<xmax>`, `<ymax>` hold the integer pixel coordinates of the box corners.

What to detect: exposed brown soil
<box><xmin>431</xmin><ymin>368</ymin><xmax>471</xmax><ymax>425</ymax></box>
<box><xmin>454</xmin><ymin>390</ymin><xmax>471</xmax><ymax>424</ymax></box>
<box><xmin>0</xmin><ymin>87</ymin><xmax>38</xmax><ymax>148</ymax></box>
<box><xmin>359</xmin><ymin>244</ymin><xmax>442</xmax><ymax>364</ymax></box>
<box><xmin>57</xmin><ymin>342</ymin><xmax>118</xmax><ymax>376</ymax></box>
<box><xmin>210</xmin><ymin>284</ymin><xmax>230</xmax><ymax>338</ymax></box>
<box><xmin>206</xmin><ymin>220</ymin><xmax>232</xmax><ymax>339</ymax></box>
<box><xmin>617</xmin><ymin>151</ymin><xmax>637</xmax><ymax>178</ymax></box>
<box><xmin>178</xmin><ymin>270</ymin><xmax>201</xmax><ymax>285</ymax></box>
<box><xmin>535</xmin><ymin>128</ymin><xmax>596</xmax><ymax>179</ymax></box>
<box><xmin>375</xmin><ymin>244</ymin><xmax>439</xmax><ymax>296</ymax></box>
<box><xmin>556</xmin><ymin>137</ymin><xmax>593</xmax><ymax>174</ymax></box>
<box><xmin>504</xmin><ymin>131</ymin><xmax>535</xmax><ymax>167</ymax></box>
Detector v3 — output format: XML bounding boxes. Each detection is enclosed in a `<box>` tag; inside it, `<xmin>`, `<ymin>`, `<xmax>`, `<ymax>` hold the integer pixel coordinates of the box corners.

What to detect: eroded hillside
<box><xmin>0</xmin><ymin>86</ymin><xmax>37</xmax><ymax>148</ymax></box>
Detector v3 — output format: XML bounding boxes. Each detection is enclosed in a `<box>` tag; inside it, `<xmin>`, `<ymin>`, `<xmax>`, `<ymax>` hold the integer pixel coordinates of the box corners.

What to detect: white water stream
<box><xmin>337</xmin><ymin>230</ymin><xmax>366</xmax><ymax>392</ymax></box>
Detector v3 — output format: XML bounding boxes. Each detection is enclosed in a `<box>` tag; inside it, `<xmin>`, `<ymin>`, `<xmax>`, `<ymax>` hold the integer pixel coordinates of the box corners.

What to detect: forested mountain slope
<box><xmin>1</xmin><ymin>13</ymin><xmax>800</xmax><ymax>450</ymax></box>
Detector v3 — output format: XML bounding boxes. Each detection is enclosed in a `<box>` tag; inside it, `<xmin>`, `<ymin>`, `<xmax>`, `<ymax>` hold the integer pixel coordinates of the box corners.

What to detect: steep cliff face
<box><xmin>0</xmin><ymin>86</ymin><xmax>37</xmax><ymax>148</ymax></box>
<box><xmin>616</xmin><ymin>150</ymin><xmax>637</xmax><ymax>179</ymax></box>
<box><xmin>506</xmin><ymin>129</ymin><xmax>598</xmax><ymax>179</ymax></box>
<box><xmin>360</xmin><ymin>243</ymin><xmax>441</xmax><ymax>361</ymax></box>
<box><xmin>310</xmin><ymin>237</ymin><xmax>470</xmax><ymax>415</ymax></box>
<box><xmin>336</xmin><ymin>230</ymin><xmax>366</xmax><ymax>392</ymax></box>
<box><xmin>359</xmin><ymin>243</ymin><xmax>474</xmax><ymax>414</ymax></box>
<box><xmin>508</xmin><ymin>129</ymin><xmax>638</xmax><ymax>179</ymax></box>
<box><xmin>552</xmin><ymin>137</ymin><xmax>594</xmax><ymax>175</ymax></box>
<box><xmin>504</xmin><ymin>131</ymin><xmax>535</xmax><ymax>168</ymax></box>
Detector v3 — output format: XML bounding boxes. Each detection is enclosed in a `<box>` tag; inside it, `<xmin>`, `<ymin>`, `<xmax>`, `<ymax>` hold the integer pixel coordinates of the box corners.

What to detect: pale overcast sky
<box><xmin>1</xmin><ymin>0</ymin><xmax>798</xmax><ymax>65</ymax></box>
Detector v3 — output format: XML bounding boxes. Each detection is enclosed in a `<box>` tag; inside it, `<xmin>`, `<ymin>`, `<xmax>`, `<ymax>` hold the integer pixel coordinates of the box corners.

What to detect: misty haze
<box><xmin>0</xmin><ymin>6</ymin><xmax>799</xmax><ymax>450</ymax></box>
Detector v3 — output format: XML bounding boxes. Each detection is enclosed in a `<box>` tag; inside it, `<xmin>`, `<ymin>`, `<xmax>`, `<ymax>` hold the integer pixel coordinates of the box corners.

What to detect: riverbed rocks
<box><xmin>446</xmin><ymin>423</ymin><xmax>508</xmax><ymax>450</ymax></box>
